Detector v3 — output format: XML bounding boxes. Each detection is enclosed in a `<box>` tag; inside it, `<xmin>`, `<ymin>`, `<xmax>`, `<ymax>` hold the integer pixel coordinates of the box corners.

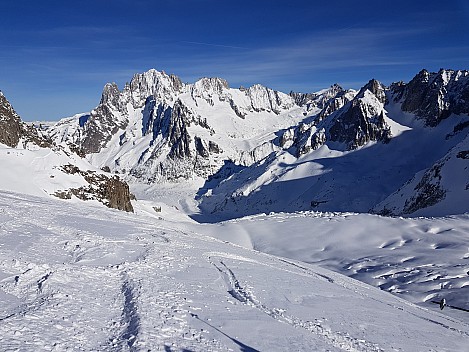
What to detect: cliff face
<box><xmin>393</xmin><ymin>69</ymin><xmax>469</xmax><ymax>127</ymax></box>
<box><xmin>0</xmin><ymin>91</ymin><xmax>22</xmax><ymax>148</ymax></box>
<box><xmin>328</xmin><ymin>80</ymin><xmax>391</xmax><ymax>149</ymax></box>
<box><xmin>56</xmin><ymin>165</ymin><xmax>134</xmax><ymax>212</ymax></box>
<box><xmin>105</xmin><ymin>176</ymin><xmax>134</xmax><ymax>212</ymax></box>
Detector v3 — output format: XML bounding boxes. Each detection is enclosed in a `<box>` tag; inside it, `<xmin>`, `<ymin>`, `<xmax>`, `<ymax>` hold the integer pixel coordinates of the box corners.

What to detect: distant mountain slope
<box><xmin>0</xmin><ymin>91</ymin><xmax>133</xmax><ymax>212</ymax></box>
<box><xmin>197</xmin><ymin>70</ymin><xmax>469</xmax><ymax>219</ymax></box>
<box><xmin>374</xmin><ymin>129</ymin><xmax>469</xmax><ymax>216</ymax></box>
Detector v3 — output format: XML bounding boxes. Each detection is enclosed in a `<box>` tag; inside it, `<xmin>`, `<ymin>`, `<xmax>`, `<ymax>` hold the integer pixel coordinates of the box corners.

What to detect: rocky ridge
<box><xmin>279</xmin><ymin>79</ymin><xmax>390</xmax><ymax>156</ymax></box>
<box><xmin>55</xmin><ymin>164</ymin><xmax>134</xmax><ymax>212</ymax></box>
<box><xmin>0</xmin><ymin>91</ymin><xmax>52</xmax><ymax>149</ymax></box>
<box><xmin>392</xmin><ymin>69</ymin><xmax>469</xmax><ymax>127</ymax></box>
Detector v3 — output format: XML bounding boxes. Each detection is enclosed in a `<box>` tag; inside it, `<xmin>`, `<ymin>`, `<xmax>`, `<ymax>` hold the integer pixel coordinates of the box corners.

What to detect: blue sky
<box><xmin>1</xmin><ymin>0</ymin><xmax>469</xmax><ymax>121</ymax></box>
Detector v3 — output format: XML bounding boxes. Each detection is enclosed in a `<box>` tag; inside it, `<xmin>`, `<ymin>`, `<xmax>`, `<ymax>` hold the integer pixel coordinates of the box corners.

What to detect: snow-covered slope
<box><xmin>1</xmin><ymin>190</ymin><xmax>468</xmax><ymax>351</ymax></box>
<box><xmin>204</xmin><ymin>211</ymin><xmax>469</xmax><ymax>323</ymax></box>
<box><xmin>0</xmin><ymin>92</ymin><xmax>134</xmax><ymax>212</ymax></box>
<box><xmin>374</xmin><ymin>129</ymin><xmax>469</xmax><ymax>216</ymax></box>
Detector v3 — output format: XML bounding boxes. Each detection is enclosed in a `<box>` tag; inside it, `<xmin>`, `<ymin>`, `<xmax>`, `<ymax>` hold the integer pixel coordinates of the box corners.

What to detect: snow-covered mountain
<box><xmin>197</xmin><ymin>69</ymin><xmax>469</xmax><ymax>219</ymax></box>
<box><xmin>50</xmin><ymin>69</ymin><xmax>317</xmax><ymax>183</ymax></box>
<box><xmin>45</xmin><ymin>68</ymin><xmax>469</xmax><ymax>218</ymax></box>
<box><xmin>0</xmin><ymin>91</ymin><xmax>134</xmax><ymax>212</ymax></box>
<box><xmin>3</xmin><ymin>70</ymin><xmax>469</xmax><ymax>351</ymax></box>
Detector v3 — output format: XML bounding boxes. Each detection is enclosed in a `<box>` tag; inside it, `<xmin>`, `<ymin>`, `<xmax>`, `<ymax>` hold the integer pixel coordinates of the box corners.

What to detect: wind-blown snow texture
<box><xmin>1</xmin><ymin>190</ymin><xmax>469</xmax><ymax>351</ymax></box>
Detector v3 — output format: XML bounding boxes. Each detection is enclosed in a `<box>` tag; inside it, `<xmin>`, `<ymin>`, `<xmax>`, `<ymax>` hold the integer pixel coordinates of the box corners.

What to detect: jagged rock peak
<box><xmin>100</xmin><ymin>82</ymin><xmax>121</xmax><ymax>107</ymax></box>
<box><xmin>358</xmin><ymin>79</ymin><xmax>387</xmax><ymax>104</ymax></box>
<box><xmin>246</xmin><ymin>84</ymin><xmax>295</xmax><ymax>113</ymax></box>
<box><xmin>290</xmin><ymin>84</ymin><xmax>345</xmax><ymax>107</ymax></box>
<box><xmin>194</xmin><ymin>77</ymin><xmax>229</xmax><ymax>91</ymax></box>
<box><xmin>126</xmin><ymin>69</ymin><xmax>185</xmax><ymax>108</ymax></box>
<box><xmin>393</xmin><ymin>68</ymin><xmax>469</xmax><ymax>127</ymax></box>
<box><xmin>190</xmin><ymin>77</ymin><xmax>230</xmax><ymax>103</ymax></box>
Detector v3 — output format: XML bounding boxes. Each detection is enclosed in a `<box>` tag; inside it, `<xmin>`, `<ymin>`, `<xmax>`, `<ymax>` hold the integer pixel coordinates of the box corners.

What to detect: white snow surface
<box><xmin>1</xmin><ymin>190</ymin><xmax>469</xmax><ymax>351</ymax></box>
<box><xmin>0</xmin><ymin>144</ymin><xmax>102</xmax><ymax>201</ymax></box>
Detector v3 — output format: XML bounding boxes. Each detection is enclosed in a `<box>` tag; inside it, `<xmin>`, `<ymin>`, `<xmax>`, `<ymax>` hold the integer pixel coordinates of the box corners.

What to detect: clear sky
<box><xmin>1</xmin><ymin>0</ymin><xmax>469</xmax><ymax>121</ymax></box>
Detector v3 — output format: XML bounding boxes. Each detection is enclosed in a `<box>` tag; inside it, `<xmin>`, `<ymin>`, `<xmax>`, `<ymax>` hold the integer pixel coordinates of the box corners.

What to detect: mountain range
<box><xmin>33</xmin><ymin>68</ymin><xmax>469</xmax><ymax>219</ymax></box>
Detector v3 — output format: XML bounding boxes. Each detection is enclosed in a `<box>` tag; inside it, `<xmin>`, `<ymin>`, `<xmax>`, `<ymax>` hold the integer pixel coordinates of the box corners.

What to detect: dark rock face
<box><xmin>195</xmin><ymin>136</ymin><xmax>209</xmax><ymax>158</ymax></box>
<box><xmin>57</xmin><ymin>165</ymin><xmax>134</xmax><ymax>212</ymax></box>
<box><xmin>167</xmin><ymin>100</ymin><xmax>192</xmax><ymax>159</ymax></box>
<box><xmin>208</xmin><ymin>141</ymin><xmax>222</xmax><ymax>154</ymax></box>
<box><xmin>194</xmin><ymin>137</ymin><xmax>222</xmax><ymax>158</ymax></box>
<box><xmin>0</xmin><ymin>92</ymin><xmax>22</xmax><ymax>147</ymax></box>
<box><xmin>20</xmin><ymin>124</ymin><xmax>53</xmax><ymax>148</ymax></box>
<box><xmin>329</xmin><ymin>79</ymin><xmax>391</xmax><ymax>149</ymax></box>
<box><xmin>393</xmin><ymin>69</ymin><xmax>469</xmax><ymax>126</ymax></box>
<box><xmin>329</xmin><ymin>102</ymin><xmax>390</xmax><ymax>149</ymax></box>
<box><xmin>105</xmin><ymin>176</ymin><xmax>134</xmax><ymax>212</ymax></box>
<box><xmin>402</xmin><ymin>163</ymin><xmax>446</xmax><ymax>214</ymax></box>
<box><xmin>80</xmin><ymin>100</ymin><xmax>129</xmax><ymax>154</ymax></box>
<box><xmin>457</xmin><ymin>150</ymin><xmax>469</xmax><ymax>159</ymax></box>
<box><xmin>316</xmin><ymin>89</ymin><xmax>355</xmax><ymax>121</ymax></box>
<box><xmin>0</xmin><ymin>91</ymin><xmax>53</xmax><ymax>149</ymax></box>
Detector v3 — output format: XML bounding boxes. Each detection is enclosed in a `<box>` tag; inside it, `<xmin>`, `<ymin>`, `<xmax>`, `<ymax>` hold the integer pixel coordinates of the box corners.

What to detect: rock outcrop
<box><xmin>328</xmin><ymin>79</ymin><xmax>391</xmax><ymax>149</ymax></box>
<box><xmin>56</xmin><ymin>165</ymin><xmax>134</xmax><ymax>212</ymax></box>
<box><xmin>0</xmin><ymin>91</ymin><xmax>53</xmax><ymax>149</ymax></box>
<box><xmin>0</xmin><ymin>91</ymin><xmax>22</xmax><ymax>147</ymax></box>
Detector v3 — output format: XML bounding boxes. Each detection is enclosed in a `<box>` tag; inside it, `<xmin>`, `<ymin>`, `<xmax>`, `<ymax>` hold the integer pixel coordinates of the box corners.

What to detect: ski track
<box><xmin>208</xmin><ymin>254</ymin><xmax>384</xmax><ymax>352</ymax></box>
<box><xmin>0</xmin><ymin>192</ymin><xmax>224</xmax><ymax>351</ymax></box>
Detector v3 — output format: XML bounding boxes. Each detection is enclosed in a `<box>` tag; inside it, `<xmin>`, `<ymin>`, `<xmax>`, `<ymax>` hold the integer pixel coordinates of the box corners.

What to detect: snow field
<box><xmin>1</xmin><ymin>191</ymin><xmax>469</xmax><ymax>351</ymax></box>
<box><xmin>209</xmin><ymin>211</ymin><xmax>469</xmax><ymax>323</ymax></box>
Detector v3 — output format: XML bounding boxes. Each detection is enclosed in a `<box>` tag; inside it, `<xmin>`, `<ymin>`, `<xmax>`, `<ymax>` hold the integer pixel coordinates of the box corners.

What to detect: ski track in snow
<box><xmin>208</xmin><ymin>255</ymin><xmax>384</xmax><ymax>352</ymax></box>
